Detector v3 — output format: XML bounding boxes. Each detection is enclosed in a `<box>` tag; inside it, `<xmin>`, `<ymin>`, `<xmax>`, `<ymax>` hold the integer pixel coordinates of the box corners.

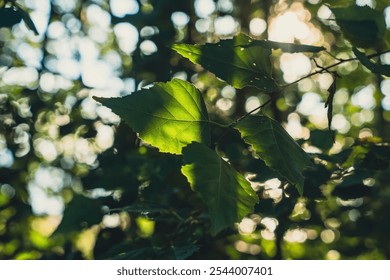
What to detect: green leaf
<box><xmin>171</xmin><ymin>243</ymin><xmax>200</xmax><ymax>260</ymax></box>
<box><xmin>172</xmin><ymin>33</ymin><xmax>324</xmax><ymax>91</ymax></box>
<box><xmin>235</xmin><ymin>115</ymin><xmax>313</xmax><ymax>195</ymax></box>
<box><xmin>115</xmin><ymin>203</ymin><xmax>168</xmax><ymax>214</ymax></box>
<box><xmin>309</xmin><ymin>129</ymin><xmax>335</xmax><ymax>150</ymax></box>
<box><xmin>14</xmin><ymin>3</ymin><xmax>39</xmax><ymax>35</ymax></box>
<box><xmin>181</xmin><ymin>142</ymin><xmax>258</xmax><ymax>235</ymax></box>
<box><xmin>324</xmin><ymin>74</ymin><xmax>337</xmax><ymax>138</ymax></box>
<box><xmin>94</xmin><ymin>79</ymin><xmax>210</xmax><ymax>154</ymax></box>
<box><xmin>353</xmin><ymin>47</ymin><xmax>390</xmax><ymax>77</ymax></box>
<box><xmin>172</xmin><ymin>33</ymin><xmax>278</xmax><ymax>91</ymax></box>
<box><xmin>53</xmin><ymin>195</ymin><xmax>104</xmax><ymax>236</ymax></box>
<box><xmin>100</xmin><ymin>241</ymin><xmax>199</xmax><ymax>260</ymax></box>
<box><xmin>241</xmin><ymin>40</ymin><xmax>325</xmax><ymax>53</ymax></box>
<box><xmin>330</xmin><ymin>5</ymin><xmax>386</xmax><ymax>48</ymax></box>
<box><xmin>332</xmin><ymin>170</ymin><xmax>374</xmax><ymax>199</ymax></box>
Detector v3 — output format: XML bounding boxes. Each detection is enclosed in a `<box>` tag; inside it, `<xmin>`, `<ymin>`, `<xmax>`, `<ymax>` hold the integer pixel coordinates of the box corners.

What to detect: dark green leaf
<box><xmin>360</xmin><ymin>151</ymin><xmax>390</xmax><ymax>170</ymax></box>
<box><xmin>241</xmin><ymin>40</ymin><xmax>325</xmax><ymax>53</ymax></box>
<box><xmin>101</xmin><ymin>241</ymin><xmax>199</xmax><ymax>260</ymax></box>
<box><xmin>53</xmin><ymin>195</ymin><xmax>104</xmax><ymax>236</ymax></box>
<box><xmin>115</xmin><ymin>203</ymin><xmax>168</xmax><ymax>214</ymax></box>
<box><xmin>325</xmin><ymin>75</ymin><xmax>337</xmax><ymax>139</ymax></box>
<box><xmin>172</xmin><ymin>33</ymin><xmax>278</xmax><ymax>91</ymax></box>
<box><xmin>302</xmin><ymin>164</ymin><xmax>330</xmax><ymax>199</ymax></box>
<box><xmin>353</xmin><ymin>47</ymin><xmax>390</xmax><ymax>77</ymax></box>
<box><xmin>181</xmin><ymin>142</ymin><xmax>258</xmax><ymax>235</ymax></box>
<box><xmin>236</xmin><ymin>115</ymin><xmax>313</xmax><ymax>195</ymax></box>
<box><xmin>332</xmin><ymin>170</ymin><xmax>375</xmax><ymax>199</ymax></box>
<box><xmin>331</xmin><ymin>5</ymin><xmax>386</xmax><ymax>48</ymax></box>
<box><xmin>14</xmin><ymin>4</ymin><xmax>39</xmax><ymax>35</ymax></box>
<box><xmin>0</xmin><ymin>8</ymin><xmax>22</xmax><ymax>27</ymax></box>
<box><xmin>171</xmin><ymin>243</ymin><xmax>200</xmax><ymax>260</ymax></box>
<box><xmin>94</xmin><ymin>79</ymin><xmax>210</xmax><ymax>154</ymax></box>
<box><xmin>310</xmin><ymin>129</ymin><xmax>335</xmax><ymax>150</ymax></box>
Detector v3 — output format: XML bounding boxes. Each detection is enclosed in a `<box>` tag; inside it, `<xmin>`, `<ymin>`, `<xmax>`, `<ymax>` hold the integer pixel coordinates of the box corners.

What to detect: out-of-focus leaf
<box><xmin>371</xmin><ymin>145</ymin><xmax>390</xmax><ymax>160</ymax></box>
<box><xmin>0</xmin><ymin>8</ymin><xmax>22</xmax><ymax>27</ymax></box>
<box><xmin>353</xmin><ymin>47</ymin><xmax>390</xmax><ymax>77</ymax></box>
<box><xmin>172</xmin><ymin>33</ymin><xmax>278</xmax><ymax>91</ymax></box>
<box><xmin>332</xmin><ymin>170</ymin><xmax>375</xmax><ymax>199</ymax></box>
<box><xmin>302</xmin><ymin>164</ymin><xmax>330</xmax><ymax>199</ymax></box>
<box><xmin>171</xmin><ymin>243</ymin><xmax>200</xmax><ymax>260</ymax></box>
<box><xmin>181</xmin><ymin>142</ymin><xmax>258</xmax><ymax>236</ymax></box>
<box><xmin>52</xmin><ymin>195</ymin><xmax>103</xmax><ymax>236</ymax></box>
<box><xmin>115</xmin><ymin>203</ymin><xmax>167</xmax><ymax>214</ymax></box>
<box><xmin>360</xmin><ymin>151</ymin><xmax>390</xmax><ymax>170</ymax></box>
<box><xmin>331</xmin><ymin>5</ymin><xmax>386</xmax><ymax>48</ymax></box>
<box><xmin>236</xmin><ymin>115</ymin><xmax>313</xmax><ymax>195</ymax></box>
<box><xmin>310</xmin><ymin>129</ymin><xmax>335</xmax><ymax>150</ymax></box>
<box><xmin>94</xmin><ymin>79</ymin><xmax>210</xmax><ymax>155</ymax></box>
<box><xmin>99</xmin><ymin>240</ymin><xmax>199</xmax><ymax>260</ymax></box>
<box><xmin>341</xmin><ymin>145</ymin><xmax>369</xmax><ymax>169</ymax></box>
<box><xmin>14</xmin><ymin>3</ymin><xmax>38</xmax><ymax>35</ymax></box>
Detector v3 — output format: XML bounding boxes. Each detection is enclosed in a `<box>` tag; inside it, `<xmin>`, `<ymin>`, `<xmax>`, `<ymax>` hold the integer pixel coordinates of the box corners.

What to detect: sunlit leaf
<box><xmin>172</xmin><ymin>33</ymin><xmax>324</xmax><ymax>91</ymax></box>
<box><xmin>181</xmin><ymin>142</ymin><xmax>258</xmax><ymax>236</ymax></box>
<box><xmin>330</xmin><ymin>5</ymin><xmax>386</xmax><ymax>48</ymax></box>
<box><xmin>236</xmin><ymin>115</ymin><xmax>313</xmax><ymax>195</ymax></box>
<box><xmin>172</xmin><ymin>33</ymin><xmax>278</xmax><ymax>91</ymax></box>
<box><xmin>353</xmin><ymin>47</ymin><xmax>390</xmax><ymax>77</ymax></box>
<box><xmin>95</xmin><ymin>79</ymin><xmax>210</xmax><ymax>154</ymax></box>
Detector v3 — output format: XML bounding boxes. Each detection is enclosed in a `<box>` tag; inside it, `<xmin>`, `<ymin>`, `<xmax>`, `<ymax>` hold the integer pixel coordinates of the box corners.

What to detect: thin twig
<box><xmin>324</xmin><ymin>50</ymin><xmax>346</xmax><ymax>62</ymax></box>
<box><xmin>282</xmin><ymin>49</ymin><xmax>390</xmax><ymax>89</ymax></box>
<box><xmin>213</xmin><ymin>98</ymin><xmax>272</xmax><ymax>145</ymax></box>
<box><xmin>232</xmin><ymin>98</ymin><xmax>272</xmax><ymax>127</ymax></box>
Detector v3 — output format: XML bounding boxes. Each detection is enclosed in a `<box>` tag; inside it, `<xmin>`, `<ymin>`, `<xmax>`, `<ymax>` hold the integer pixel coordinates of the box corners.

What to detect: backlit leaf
<box><xmin>173</xmin><ymin>33</ymin><xmax>324</xmax><ymax>91</ymax></box>
<box><xmin>181</xmin><ymin>142</ymin><xmax>258</xmax><ymax>235</ymax></box>
<box><xmin>353</xmin><ymin>47</ymin><xmax>390</xmax><ymax>77</ymax></box>
<box><xmin>95</xmin><ymin>79</ymin><xmax>210</xmax><ymax>154</ymax></box>
<box><xmin>331</xmin><ymin>5</ymin><xmax>386</xmax><ymax>48</ymax></box>
<box><xmin>236</xmin><ymin>115</ymin><xmax>313</xmax><ymax>195</ymax></box>
<box><xmin>172</xmin><ymin>33</ymin><xmax>278</xmax><ymax>91</ymax></box>
<box><xmin>242</xmin><ymin>40</ymin><xmax>325</xmax><ymax>53</ymax></box>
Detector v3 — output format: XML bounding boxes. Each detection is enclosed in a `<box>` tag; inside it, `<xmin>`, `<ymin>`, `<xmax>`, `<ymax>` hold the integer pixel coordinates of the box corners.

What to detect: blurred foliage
<box><xmin>0</xmin><ymin>0</ymin><xmax>389</xmax><ymax>260</ymax></box>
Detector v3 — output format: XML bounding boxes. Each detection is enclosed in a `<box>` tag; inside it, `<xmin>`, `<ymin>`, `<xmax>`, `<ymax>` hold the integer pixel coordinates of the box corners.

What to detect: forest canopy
<box><xmin>0</xmin><ymin>0</ymin><xmax>390</xmax><ymax>260</ymax></box>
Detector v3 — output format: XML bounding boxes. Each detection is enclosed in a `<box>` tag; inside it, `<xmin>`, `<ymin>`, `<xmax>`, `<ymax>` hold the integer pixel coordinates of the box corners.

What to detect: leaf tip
<box><xmin>92</xmin><ymin>96</ymin><xmax>104</xmax><ymax>103</ymax></box>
